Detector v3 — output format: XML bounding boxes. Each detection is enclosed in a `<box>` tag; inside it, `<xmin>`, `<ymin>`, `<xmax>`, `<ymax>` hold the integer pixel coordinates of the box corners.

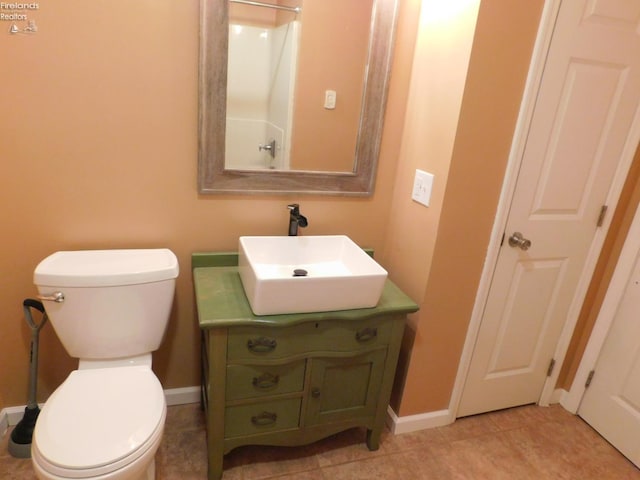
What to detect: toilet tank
<box><xmin>34</xmin><ymin>249</ymin><xmax>179</xmax><ymax>360</ymax></box>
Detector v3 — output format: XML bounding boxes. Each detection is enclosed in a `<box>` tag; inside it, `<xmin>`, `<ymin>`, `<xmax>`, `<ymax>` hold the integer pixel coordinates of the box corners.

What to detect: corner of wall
<box><xmin>386</xmin><ymin>405</ymin><xmax>453</xmax><ymax>435</ymax></box>
<box><xmin>390</xmin><ymin>0</ymin><xmax>545</xmax><ymax>419</ymax></box>
<box><xmin>384</xmin><ymin>0</ymin><xmax>482</xmax><ymax>418</ymax></box>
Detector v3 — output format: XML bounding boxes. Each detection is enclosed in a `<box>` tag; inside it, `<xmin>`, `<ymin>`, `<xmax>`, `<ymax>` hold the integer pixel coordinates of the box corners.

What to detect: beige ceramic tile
<box><xmin>429</xmin><ymin>432</ymin><xmax>544</xmax><ymax>480</ymax></box>
<box><xmin>312</xmin><ymin>427</ymin><xmax>382</xmax><ymax>467</ymax></box>
<box><xmin>236</xmin><ymin>444</ymin><xmax>321</xmax><ymax>479</ymax></box>
<box><xmin>320</xmin><ymin>454</ymin><xmax>410</xmax><ymax>480</ymax></box>
<box><xmin>0</xmin><ymin>427</ymin><xmax>38</xmax><ymax>480</ymax></box>
<box><xmin>164</xmin><ymin>403</ymin><xmax>206</xmax><ymax>432</ymax></box>
<box><xmin>484</xmin><ymin>403</ymin><xmax>549</xmax><ymax>431</ymax></box>
<box><xmin>157</xmin><ymin>427</ymin><xmax>209</xmax><ymax>479</ymax></box>
<box><xmin>2</xmin><ymin>404</ymin><xmax>639</xmax><ymax>480</ymax></box>
<box><xmin>436</xmin><ymin>412</ymin><xmax>502</xmax><ymax>443</ymax></box>
<box><xmin>383</xmin><ymin>424</ymin><xmax>447</xmax><ymax>452</ymax></box>
<box><xmin>267</xmin><ymin>470</ymin><xmax>326</xmax><ymax>480</ymax></box>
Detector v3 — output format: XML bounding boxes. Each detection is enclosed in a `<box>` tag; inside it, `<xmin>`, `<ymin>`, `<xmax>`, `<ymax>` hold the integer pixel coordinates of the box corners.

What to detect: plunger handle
<box><xmin>22</xmin><ymin>299</ymin><xmax>48</xmax><ymax>409</ymax></box>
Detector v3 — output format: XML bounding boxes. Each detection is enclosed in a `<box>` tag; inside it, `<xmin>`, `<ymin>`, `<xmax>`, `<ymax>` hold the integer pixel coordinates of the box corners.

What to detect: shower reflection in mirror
<box><xmin>226</xmin><ymin>0</ymin><xmax>301</xmax><ymax>170</ymax></box>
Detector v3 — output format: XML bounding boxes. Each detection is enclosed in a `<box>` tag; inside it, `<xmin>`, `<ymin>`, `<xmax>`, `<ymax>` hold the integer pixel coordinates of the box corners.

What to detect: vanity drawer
<box><xmin>227</xmin><ymin>318</ymin><xmax>392</xmax><ymax>361</ymax></box>
<box><xmin>224</xmin><ymin>398</ymin><xmax>301</xmax><ymax>438</ymax></box>
<box><xmin>226</xmin><ymin>361</ymin><xmax>306</xmax><ymax>401</ymax></box>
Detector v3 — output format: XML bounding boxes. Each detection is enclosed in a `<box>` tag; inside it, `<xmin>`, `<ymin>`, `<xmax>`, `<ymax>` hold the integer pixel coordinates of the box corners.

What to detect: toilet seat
<box><xmin>33</xmin><ymin>366</ymin><xmax>166</xmax><ymax>478</ymax></box>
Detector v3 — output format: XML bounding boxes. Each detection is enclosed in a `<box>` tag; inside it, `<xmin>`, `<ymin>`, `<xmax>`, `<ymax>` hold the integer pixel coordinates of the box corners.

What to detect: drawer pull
<box><xmin>251</xmin><ymin>411</ymin><xmax>277</xmax><ymax>426</ymax></box>
<box><xmin>355</xmin><ymin>327</ymin><xmax>378</xmax><ymax>343</ymax></box>
<box><xmin>247</xmin><ymin>337</ymin><xmax>277</xmax><ymax>353</ymax></box>
<box><xmin>311</xmin><ymin>388</ymin><xmax>321</xmax><ymax>398</ymax></box>
<box><xmin>252</xmin><ymin>373</ymin><xmax>280</xmax><ymax>389</ymax></box>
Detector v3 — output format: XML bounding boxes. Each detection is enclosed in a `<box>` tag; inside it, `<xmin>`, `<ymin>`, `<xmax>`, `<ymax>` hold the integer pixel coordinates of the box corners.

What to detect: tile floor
<box><xmin>1</xmin><ymin>403</ymin><xmax>639</xmax><ymax>479</ymax></box>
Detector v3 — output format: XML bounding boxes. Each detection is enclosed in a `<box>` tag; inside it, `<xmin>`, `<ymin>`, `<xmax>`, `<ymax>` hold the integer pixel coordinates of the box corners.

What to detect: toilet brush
<box><xmin>8</xmin><ymin>299</ymin><xmax>48</xmax><ymax>459</ymax></box>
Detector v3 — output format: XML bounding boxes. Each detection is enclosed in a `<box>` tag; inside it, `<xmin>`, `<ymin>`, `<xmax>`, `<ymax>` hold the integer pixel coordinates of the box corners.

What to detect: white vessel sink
<box><xmin>238</xmin><ymin>235</ymin><xmax>388</xmax><ymax>315</ymax></box>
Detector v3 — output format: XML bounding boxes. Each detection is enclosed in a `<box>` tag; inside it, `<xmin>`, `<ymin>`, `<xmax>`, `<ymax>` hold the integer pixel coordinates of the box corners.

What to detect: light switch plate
<box><xmin>412</xmin><ymin>169</ymin><xmax>434</xmax><ymax>207</ymax></box>
<box><xmin>324</xmin><ymin>90</ymin><xmax>336</xmax><ymax>109</ymax></box>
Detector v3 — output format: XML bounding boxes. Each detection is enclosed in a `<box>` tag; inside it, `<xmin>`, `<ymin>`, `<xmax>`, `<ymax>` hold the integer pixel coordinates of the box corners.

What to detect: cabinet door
<box><xmin>306</xmin><ymin>349</ymin><xmax>387</xmax><ymax>426</ymax></box>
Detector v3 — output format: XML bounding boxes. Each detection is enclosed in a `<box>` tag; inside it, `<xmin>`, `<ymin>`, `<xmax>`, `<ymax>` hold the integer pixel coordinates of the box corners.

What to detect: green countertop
<box><xmin>193</xmin><ymin>253</ymin><xmax>419</xmax><ymax>328</ymax></box>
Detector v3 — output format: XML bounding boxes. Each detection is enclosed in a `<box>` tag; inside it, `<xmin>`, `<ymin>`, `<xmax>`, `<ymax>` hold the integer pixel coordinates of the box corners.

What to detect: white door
<box><xmin>458</xmin><ymin>0</ymin><xmax>640</xmax><ymax>417</ymax></box>
<box><xmin>578</xmin><ymin>240</ymin><xmax>640</xmax><ymax>468</ymax></box>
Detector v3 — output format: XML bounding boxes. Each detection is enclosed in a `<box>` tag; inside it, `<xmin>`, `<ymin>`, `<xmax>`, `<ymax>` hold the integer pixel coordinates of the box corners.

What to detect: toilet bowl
<box><xmin>30</xmin><ymin>249</ymin><xmax>179</xmax><ymax>480</ymax></box>
<box><xmin>32</xmin><ymin>364</ymin><xmax>165</xmax><ymax>480</ymax></box>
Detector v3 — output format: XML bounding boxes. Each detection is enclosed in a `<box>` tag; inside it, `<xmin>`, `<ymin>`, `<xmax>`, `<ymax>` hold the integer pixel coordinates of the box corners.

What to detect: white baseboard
<box><xmin>0</xmin><ymin>386</ymin><xmax>201</xmax><ymax>438</ymax></box>
<box><xmin>549</xmin><ymin>388</ymin><xmax>567</xmax><ymax>405</ymax></box>
<box><xmin>386</xmin><ymin>406</ymin><xmax>453</xmax><ymax>434</ymax></box>
<box><xmin>558</xmin><ymin>387</ymin><xmax>581</xmax><ymax>414</ymax></box>
<box><xmin>1</xmin><ymin>405</ymin><xmax>37</xmax><ymax>428</ymax></box>
<box><xmin>164</xmin><ymin>386</ymin><xmax>201</xmax><ymax>406</ymax></box>
<box><xmin>385</xmin><ymin>390</ymin><xmax>572</xmax><ymax>436</ymax></box>
<box><xmin>0</xmin><ymin>408</ymin><xmax>8</xmax><ymax>438</ymax></box>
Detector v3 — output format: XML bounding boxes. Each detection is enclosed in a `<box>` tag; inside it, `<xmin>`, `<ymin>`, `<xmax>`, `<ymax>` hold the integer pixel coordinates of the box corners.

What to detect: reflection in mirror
<box><xmin>227</xmin><ymin>0</ymin><xmax>373</xmax><ymax>173</ymax></box>
<box><xmin>199</xmin><ymin>0</ymin><xmax>399</xmax><ymax>195</ymax></box>
<box><xmin>226</xmin><ymin>0</ymin><xmax>302</xmax><ymax>170</ymax></box>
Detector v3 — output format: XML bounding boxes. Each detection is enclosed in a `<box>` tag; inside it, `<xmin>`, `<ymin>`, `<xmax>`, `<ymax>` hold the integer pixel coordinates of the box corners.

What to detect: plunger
<box><xmin>8</xmin><ymin>299</ymin><xmax>48</xmax><ymax>458</ymax></box>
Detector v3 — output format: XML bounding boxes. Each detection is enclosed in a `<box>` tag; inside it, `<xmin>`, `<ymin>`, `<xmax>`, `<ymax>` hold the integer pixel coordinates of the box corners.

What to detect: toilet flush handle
<box><xmin>37</xmin><ymin>291</ymin><xmax>65</xmax><ymax>303</ymax></box>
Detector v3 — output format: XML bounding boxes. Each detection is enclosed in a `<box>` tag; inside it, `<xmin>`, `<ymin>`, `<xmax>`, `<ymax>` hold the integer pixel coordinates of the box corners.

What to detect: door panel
<box><xmin>579</xmin><ymin>247</ymin><xmax>640</xmax><ymax>467</ymax></box>
<box><xmin>488</xmin><ymin>258</ymin><xmax>568</xmax><ymax>377</ymax></box>
<box><xmin>458</xmin><ymin>0</ymin><xmax>640</xmax><ymax>417</ymax></box>
<box><xmin>533</xmin><ymin>62</ymin><xmax>628</xmax><ymax>216</ymax></box>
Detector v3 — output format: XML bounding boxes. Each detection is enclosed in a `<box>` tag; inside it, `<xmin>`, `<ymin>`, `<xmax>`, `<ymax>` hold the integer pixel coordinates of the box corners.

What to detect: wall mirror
<box><xmin>198</xmin><ymin>0</ymin><xmax>399</xmax><ymax>195</ymax></box>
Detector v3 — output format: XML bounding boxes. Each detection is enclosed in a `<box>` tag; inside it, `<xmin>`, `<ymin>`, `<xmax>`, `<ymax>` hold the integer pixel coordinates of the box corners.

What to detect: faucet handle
<box><xmin>287</xmin><ymin>203</ymin><xmax>308</xmax><ymax>236</ymax></box>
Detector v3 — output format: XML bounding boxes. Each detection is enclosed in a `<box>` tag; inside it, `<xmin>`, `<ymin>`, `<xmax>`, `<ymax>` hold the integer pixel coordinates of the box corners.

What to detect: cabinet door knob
<box><xmin>251</xmin><ymin>411</ymin><xmax>278</xmax><ymax>426</ymax></box>
<box><xmin>355</xmin><ymin>327</ymin><xmax>378</xmax><ymax>343</ymax></box>
<box><xmin>247</xmin><ymin>337</ymin><xmax>277</xmax><ymax>353</ymax></box>
<box><xmin>252</xmin><ymin>373</ymin><xmax>280</xmax><ymax>389</ymax></box>
<box><xmin>311</xmin><ymin>388</ymin><xmax>321</xmax><ymax>398</ymax></box>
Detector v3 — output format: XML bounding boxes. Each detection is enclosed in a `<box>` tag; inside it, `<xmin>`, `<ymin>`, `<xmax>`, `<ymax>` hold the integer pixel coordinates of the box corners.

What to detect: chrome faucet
<box><xmin>287</xmin><ymin>204</ymin><xmax>308</xmax><ymax>236</ymax></box>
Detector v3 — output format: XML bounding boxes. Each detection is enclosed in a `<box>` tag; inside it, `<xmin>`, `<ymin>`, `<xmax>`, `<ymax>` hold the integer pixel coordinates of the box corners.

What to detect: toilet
<box><xmin>30</xmin><ymin>249</ymin><xmax>179</xmax><ymax>480</ymax></box>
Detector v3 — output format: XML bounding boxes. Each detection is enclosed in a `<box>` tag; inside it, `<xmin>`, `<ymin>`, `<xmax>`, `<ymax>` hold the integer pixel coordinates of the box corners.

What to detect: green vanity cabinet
<box><xmin>193</xmin><ymin>254</ymin><xmax>419</xmax><ymax>480</ymax></box>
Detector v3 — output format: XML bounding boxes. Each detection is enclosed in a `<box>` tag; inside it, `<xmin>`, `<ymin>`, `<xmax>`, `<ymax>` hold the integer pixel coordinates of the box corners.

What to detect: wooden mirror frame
<box><xmin>198</xmin><ymin>0</ymin><xmax>399</xmax><ymax>195</ymax></box>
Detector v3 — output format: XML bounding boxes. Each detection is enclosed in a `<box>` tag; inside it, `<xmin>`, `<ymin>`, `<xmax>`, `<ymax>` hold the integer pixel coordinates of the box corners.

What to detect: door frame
<box><xmin>449</xmin><ymin>0</ymin><xmax>640</xmax><ymax>421</ymax></box>
<box><xmin>562</xmin><ymin>180</ymin><xmax>640</xmax><ymax>414</ymax></box>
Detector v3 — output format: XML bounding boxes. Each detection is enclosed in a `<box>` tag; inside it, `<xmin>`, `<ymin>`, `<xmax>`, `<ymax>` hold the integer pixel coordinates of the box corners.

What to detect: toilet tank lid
<box><xmin>34</xmin><ymin>249</ymin><xmax>179</xmax><ymax>287</ymax></box>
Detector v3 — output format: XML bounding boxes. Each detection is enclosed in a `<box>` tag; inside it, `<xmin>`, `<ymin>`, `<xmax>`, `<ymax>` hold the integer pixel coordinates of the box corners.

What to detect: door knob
<box><xmin>508</xmin><ymin>232</ymin><xmax>532</xmax><ymax>251</ymax></box>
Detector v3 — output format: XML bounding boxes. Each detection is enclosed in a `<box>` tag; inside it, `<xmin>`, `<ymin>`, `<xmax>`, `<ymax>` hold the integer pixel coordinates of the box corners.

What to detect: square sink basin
<box><xmin>238</xmin><ymin>235</ymin><xmax>388</xmax><ymax>315</ymax></box>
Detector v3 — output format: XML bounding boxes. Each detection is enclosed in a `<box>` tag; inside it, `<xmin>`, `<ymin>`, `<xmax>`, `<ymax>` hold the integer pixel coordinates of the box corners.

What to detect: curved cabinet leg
<box><xmin>208</xmin><ymin>458</ymin><xmax>223</xmax><ymax>480</ymax></box>
<box><xmin>366</xmin><ymin>427</ymin><xmax>381</xmax><ymax>451</ymax></box>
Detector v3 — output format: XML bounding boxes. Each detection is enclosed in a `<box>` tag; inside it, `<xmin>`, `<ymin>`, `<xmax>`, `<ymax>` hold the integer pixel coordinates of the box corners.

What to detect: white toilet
<box><xmin>30</xmin><ymin>249</ymin><xmax>179</xmax><ymax>480</ymax></box>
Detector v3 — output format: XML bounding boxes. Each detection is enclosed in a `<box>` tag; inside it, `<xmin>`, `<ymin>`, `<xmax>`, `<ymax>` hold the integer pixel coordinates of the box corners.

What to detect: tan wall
<box><xmin>0</xmin><ymin>0</ymin><xmax>418</xmax><ymax>411</ymax></box>
<box><xmin>385</xmin><ymin>0</ymin><xmax>545</xmax><ymax>416</ymax></box>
